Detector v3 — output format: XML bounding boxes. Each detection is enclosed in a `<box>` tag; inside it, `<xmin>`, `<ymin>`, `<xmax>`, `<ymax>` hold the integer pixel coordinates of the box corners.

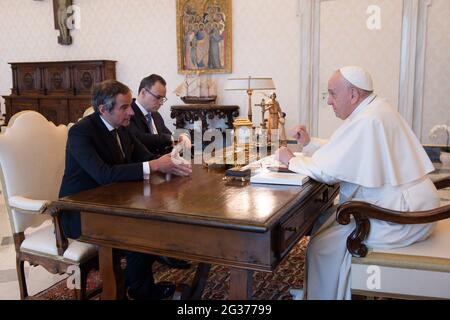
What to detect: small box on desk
<box><xmin>224</xmin><ymin>167</ymin><xmax>252</xmax><ymax>179</ymax></box>
<box><xmin>250</xmin><ymin>171</ymin><xmax>309</xmax><ymax>186</ymax></box>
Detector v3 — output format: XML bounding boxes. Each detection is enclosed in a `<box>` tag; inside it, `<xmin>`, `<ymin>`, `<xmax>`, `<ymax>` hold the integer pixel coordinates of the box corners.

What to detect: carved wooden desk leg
<box><xmin>99</xmin><ymin>246</ymin><xmax>124</xmax><ymax>300</ymax></box>
<box><xmin>188</xmin><ymin>263</ymin><xmax>211</xmax><ymax>300</ymax></box>
<box><xmin>229</xmin><ymin>268</ymin><xmax>253</xmax><ymax>300</ymax></box>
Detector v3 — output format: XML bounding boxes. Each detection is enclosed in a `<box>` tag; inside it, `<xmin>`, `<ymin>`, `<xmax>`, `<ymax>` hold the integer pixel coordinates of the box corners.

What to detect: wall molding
<box><xmin>398</xmin><ymin>0</ymin><xmax>432</xmax><ymax>137</ymax></box>
<box><xmin>299</xmin><ymin>0</ymin><xmax>331</xmax><ymax>136</ymax></box>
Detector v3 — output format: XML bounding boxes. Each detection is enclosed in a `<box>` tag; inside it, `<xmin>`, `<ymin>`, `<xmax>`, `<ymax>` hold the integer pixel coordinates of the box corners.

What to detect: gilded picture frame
<box><xmin>176</xmin><ymin>0</ymin><xmax>232</xmax><ymax>74</ymax></box>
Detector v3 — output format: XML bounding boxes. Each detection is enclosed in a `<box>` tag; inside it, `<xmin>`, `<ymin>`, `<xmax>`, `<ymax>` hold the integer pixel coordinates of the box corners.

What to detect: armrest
<box><xmin>336</xmin><ymin>201</ymin><xmax>450</xmax><ymax>258</ymax></box>
<box><xmin>434</xmin><ymin>176</ymin><xmax>450</xmax><ymax>190</ymax></box>
<box><xmin>8</xmin><ymin>196</ymin><xmax>49</xmax><ymax>214</ymax></box>
<box><xmin>44</xmin><ymin>205</ymin><xmax>69</xmax><ymax>256</ymax></box>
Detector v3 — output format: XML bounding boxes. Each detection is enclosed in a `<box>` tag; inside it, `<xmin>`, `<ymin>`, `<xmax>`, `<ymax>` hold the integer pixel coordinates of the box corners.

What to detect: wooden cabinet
<box><xmin>2</xmin><ymin>60</ymin><xmax>116</xmax><ymax>125</ymax></box>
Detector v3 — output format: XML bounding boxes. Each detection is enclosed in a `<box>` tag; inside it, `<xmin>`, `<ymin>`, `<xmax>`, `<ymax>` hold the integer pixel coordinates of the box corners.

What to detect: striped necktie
<box><xmin>145</xmin><ymin>113</ymin><xmax>154</xmax><ymax>134</ymax></box>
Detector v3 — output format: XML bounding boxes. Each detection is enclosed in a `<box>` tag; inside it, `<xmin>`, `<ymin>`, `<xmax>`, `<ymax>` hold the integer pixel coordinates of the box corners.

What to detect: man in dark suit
<box><xmin>59</xmin><ymin>79</ymin><xmax>192</xmax><ymax>300</ymax></box>
<box><xmin>128</xmin><ymin>74</ymin><xmax>191</xmax><ymax>157</ymax></box>
<box><xmin>128</xmin><ymin>74</ymin><xmax>192</xmax><ymax>270</ymax></box>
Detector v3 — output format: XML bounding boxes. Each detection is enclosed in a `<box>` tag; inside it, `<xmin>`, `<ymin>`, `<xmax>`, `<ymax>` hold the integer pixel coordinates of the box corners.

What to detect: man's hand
<box><xmin>275</xmin><ymin>147</ymin><xmax>295</xmax><ymax>166</ymax></box>
<box><xmin>178</xmin><ymin>133</ymin><xmax>192</xmax><ymax>149</ymax></box>
<box><xmin>290</xmin><ymin>125</ymin><xmax>311</xmax><ymax>147</ymax></box>
<box><xmin>149</xmin><ymin>154</ymin><xmax>192</xmax><ymax>177</ymax></box>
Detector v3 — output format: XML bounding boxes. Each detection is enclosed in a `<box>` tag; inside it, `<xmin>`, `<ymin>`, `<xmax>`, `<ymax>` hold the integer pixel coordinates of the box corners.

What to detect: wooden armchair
<box><xmin>0</xmin><ymin>111</ymin><xmax>99</xmax><ymax>299</ymax></box>
<box><xmin>337</xmin><ymin>177</ymin><xmax>450</xmax><ymax>299</ymax></box>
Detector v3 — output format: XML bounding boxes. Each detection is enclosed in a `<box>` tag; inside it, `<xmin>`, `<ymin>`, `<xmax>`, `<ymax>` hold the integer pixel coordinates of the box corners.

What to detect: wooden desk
<box><xmin>53</xmin><ymin>165</ymin><xmax>338</xmax><ymax>300</ymax></box>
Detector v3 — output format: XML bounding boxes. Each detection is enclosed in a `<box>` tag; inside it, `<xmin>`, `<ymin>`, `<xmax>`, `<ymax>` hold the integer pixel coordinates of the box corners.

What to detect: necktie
<box><xmin>145</xmin><ymin>113</ymin><xmax>154</xmax><ymax>134</ymax></box>
<box><xmin>112</xmin><ymin>129</ymin><xmax>125</xmax><ymax>159</ymax></box>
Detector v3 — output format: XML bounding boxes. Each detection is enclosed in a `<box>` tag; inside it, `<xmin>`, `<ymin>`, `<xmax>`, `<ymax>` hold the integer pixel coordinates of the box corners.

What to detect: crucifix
<box><xmin>53</xmin><ymin>0</ymin><xmax>73</xmax><ymax>45</ymax></box>
<box><xmin>254</xmin><ymin>98</ymin><xmax>268</xmax><ymax>129</ymax></box>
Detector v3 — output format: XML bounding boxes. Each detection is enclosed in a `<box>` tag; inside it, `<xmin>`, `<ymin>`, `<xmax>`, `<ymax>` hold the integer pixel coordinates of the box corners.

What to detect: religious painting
<box><xmin>176</xmin><ymin>0</ymin><xmax>232</xmax><ymax>74</ymax></box>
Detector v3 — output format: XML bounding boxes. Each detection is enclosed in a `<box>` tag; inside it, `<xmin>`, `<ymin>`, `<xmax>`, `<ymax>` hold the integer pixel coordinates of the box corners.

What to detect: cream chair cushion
<box><xmin>21</xmin><ymin>224</ymin><xmax>97</xmax><ymax>263</ymax></box>
<box><xmin>351</xmin><ymin>219</ymin><xmax>450</xmax><ymax>299</ymax></box>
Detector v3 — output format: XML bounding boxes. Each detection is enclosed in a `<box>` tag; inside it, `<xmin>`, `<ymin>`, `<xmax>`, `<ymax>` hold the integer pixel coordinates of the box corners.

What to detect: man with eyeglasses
<box><xmin>129</xmin><ymin>74</ymin><xmax>191</xmax><ymax>157</ymax></box>
<box><xmin>128</xmin><ymin>74</ymin><xmax>192</xmax><ymax>270</ymax></box>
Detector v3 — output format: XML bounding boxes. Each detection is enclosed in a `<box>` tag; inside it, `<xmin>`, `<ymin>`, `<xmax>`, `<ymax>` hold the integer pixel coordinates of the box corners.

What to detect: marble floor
<box><xmin>0</xmin><ymin>168</ymin><xmax>449</xmax><ymax>300</ymax></box>
<box><xmin>0</xmin><ymin>185</ymin><xmax>68</xmax><ymax>300</ymax></box>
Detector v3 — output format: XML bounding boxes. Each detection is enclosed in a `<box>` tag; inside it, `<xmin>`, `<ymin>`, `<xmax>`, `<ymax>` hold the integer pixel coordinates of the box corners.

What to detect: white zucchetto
<box><xmin>339</xmin><ymin>66</ymin><xmax>374</xmax><ymax>91</ymax></box>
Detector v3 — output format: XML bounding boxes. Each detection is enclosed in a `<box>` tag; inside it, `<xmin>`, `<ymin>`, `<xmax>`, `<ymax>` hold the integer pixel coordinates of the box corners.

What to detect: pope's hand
<box><xmin>290</xmin><ymin>125</ymin><xmax>311</xmax><ymax>147</ymax></box>
<box><xmin>275</xmin><ymin>147</ymin><xmax>295</xmax><ymax>166</ymax></box>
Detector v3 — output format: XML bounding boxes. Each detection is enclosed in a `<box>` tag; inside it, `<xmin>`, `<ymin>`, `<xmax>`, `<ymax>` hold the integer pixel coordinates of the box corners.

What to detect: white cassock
<box><xmin>288</xmin><ymin>93</ymin><xmax>440</xmax><ymax>300</ymax></box>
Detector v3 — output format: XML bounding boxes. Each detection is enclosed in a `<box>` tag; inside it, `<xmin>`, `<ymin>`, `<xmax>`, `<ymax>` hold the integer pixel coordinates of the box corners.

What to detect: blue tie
<box><xmin>145</xmin><ymin>113</ymin><xmax>154</xmax><ymax>134</ymax></box>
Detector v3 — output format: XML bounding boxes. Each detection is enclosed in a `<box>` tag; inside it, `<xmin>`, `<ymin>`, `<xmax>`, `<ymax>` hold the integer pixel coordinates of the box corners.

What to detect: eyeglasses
<box><xmin>145</xmin><ymin>88</ymin><xmax>167</xmax><ymax>103</ymax></box>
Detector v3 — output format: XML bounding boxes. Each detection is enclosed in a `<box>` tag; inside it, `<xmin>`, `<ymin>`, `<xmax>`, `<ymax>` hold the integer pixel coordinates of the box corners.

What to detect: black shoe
<box><xmin>157</xmin><ymin>256</ymin><xmax>191</xmax><ymax>269</ymax></box>
<box><xmin>155</xmin><ymin>282</ymin><xmax>176</xmax><ymax>300</ymax></box>
<box><xmin>125</xmin><ymin>282</ymin><xmax>176</xmax><ymax>300</ymax></box>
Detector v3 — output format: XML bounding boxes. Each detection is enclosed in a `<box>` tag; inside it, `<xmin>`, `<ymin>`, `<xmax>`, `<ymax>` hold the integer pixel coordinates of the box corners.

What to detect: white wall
<box><xmin>0</xmin><ymin>0</ymin><xmax>448</xmax><ymax>143</ymax></box>
<box><xmin>0</xmin><ymin>0</ymin><xmax>301</xmax><ymax>131</ymax></box>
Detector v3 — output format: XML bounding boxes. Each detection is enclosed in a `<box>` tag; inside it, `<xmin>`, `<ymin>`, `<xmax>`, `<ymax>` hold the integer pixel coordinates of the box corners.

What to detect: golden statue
<box><xmin>265</xmin><ymin>93</ymin><xmax>283</xmax><ymax>141</ymax></box>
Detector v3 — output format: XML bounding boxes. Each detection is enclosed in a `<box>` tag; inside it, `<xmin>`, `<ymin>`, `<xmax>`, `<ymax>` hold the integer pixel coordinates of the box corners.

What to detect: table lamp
<box><xmin>225</xmin><ymin>77</ymin><xmax>276</xmax><ymax>122</ymax></box>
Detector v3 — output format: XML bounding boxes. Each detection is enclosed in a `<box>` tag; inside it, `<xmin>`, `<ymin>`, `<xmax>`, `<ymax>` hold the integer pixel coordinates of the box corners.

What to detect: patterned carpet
<box><xmin>36</xmin><ymin>238</ymin><xmax>309</xmax><ymax>300</ymax></box>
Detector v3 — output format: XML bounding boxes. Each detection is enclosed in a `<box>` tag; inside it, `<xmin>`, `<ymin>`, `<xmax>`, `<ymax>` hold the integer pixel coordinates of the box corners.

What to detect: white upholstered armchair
<box><xmin>0</xmin><ymin>111</ymin><xmax>98</xmax><ymax>299</ymax></box>
<box><xmin>337</xmin><ymin>177</ymin><xmax>450</xmax><ymax>299</ymax></box>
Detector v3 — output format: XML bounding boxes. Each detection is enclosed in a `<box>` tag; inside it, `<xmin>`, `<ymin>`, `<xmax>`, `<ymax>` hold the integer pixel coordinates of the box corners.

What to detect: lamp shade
<box><xmin>225</xmin><ymin>77</ymin><xmax>276</xmax><ymax>91</ymax></box>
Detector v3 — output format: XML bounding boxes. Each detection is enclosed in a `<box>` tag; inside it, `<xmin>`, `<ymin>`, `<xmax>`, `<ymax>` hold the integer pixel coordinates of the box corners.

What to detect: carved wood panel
<box><xmin>9</xmin><ymin>98</ymin><xmax>39</xmax><ymax>115</ymax></box>
<box><xmin>69</xmin><ymin>99</ymin><xmax>92</xmax><ymax>123</ymax></box>
<box><xmin>43</xmin><ymin>66</ymin><xmax>71</xmax><ymax>95</ymax></box>
<box><xmin>16</xmin><ymin>66</ymin><xmax>41</xmax><ymax>95</ymax></box>
<box><xmin>73</xmin><ymin>65</ymin><xmax>100</xmax><ymax>95</ymax></box>
<box><xmin>40</xmin><ymin>99</ymin><xmax>69</xmax><ymax>125</ymax></box>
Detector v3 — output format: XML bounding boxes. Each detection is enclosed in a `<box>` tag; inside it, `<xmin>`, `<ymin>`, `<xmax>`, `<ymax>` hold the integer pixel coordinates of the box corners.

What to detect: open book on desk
<box><xmin>251</xmin><ymin>171</ymin><xmax>309</xmax><ymax>186</ymax></box>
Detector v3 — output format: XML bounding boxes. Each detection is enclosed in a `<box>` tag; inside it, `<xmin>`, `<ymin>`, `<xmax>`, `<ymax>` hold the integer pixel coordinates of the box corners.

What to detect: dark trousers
<box><xmin>61</xmin><ymin>213</ymin><xmax>159</xmax><ymax>300</ymax></box>
<box><xmin>124</xmin><ymin>251</ymin><xmax>159</xmax><ymax>300</ymax></box>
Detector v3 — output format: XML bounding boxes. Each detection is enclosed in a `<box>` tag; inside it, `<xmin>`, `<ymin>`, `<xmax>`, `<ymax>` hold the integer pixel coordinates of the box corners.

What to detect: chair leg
<box><xmin>16</xmin><ymin>258</ymin><xmax>28</xmax><ymax>299</ymax></box>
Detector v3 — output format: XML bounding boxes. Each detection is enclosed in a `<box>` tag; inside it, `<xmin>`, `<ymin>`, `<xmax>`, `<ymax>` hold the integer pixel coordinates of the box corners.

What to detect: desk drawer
<box><xmin>278</xmin><ymin>185</ymin><xmax>338</xmax><ymax>256</ymax></box>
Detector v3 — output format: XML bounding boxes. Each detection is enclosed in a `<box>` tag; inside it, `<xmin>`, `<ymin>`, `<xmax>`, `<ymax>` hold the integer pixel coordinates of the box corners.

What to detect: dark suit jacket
<box><xmin>59</xmin><ymin>112</ymin><xmax>156</xmax><ymax>238</ymax></box>
<box><xmin>128</xmin><ymin>100</ymin><xmax>173</xmax><ymax>156</ymax></box>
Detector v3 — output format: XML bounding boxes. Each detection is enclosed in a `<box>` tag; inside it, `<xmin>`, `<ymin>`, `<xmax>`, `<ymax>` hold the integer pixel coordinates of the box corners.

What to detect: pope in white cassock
<box><xmin>276</xmin><ymin>66</ymin><xmax>440</xmax><ymax>300</ymax></box>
